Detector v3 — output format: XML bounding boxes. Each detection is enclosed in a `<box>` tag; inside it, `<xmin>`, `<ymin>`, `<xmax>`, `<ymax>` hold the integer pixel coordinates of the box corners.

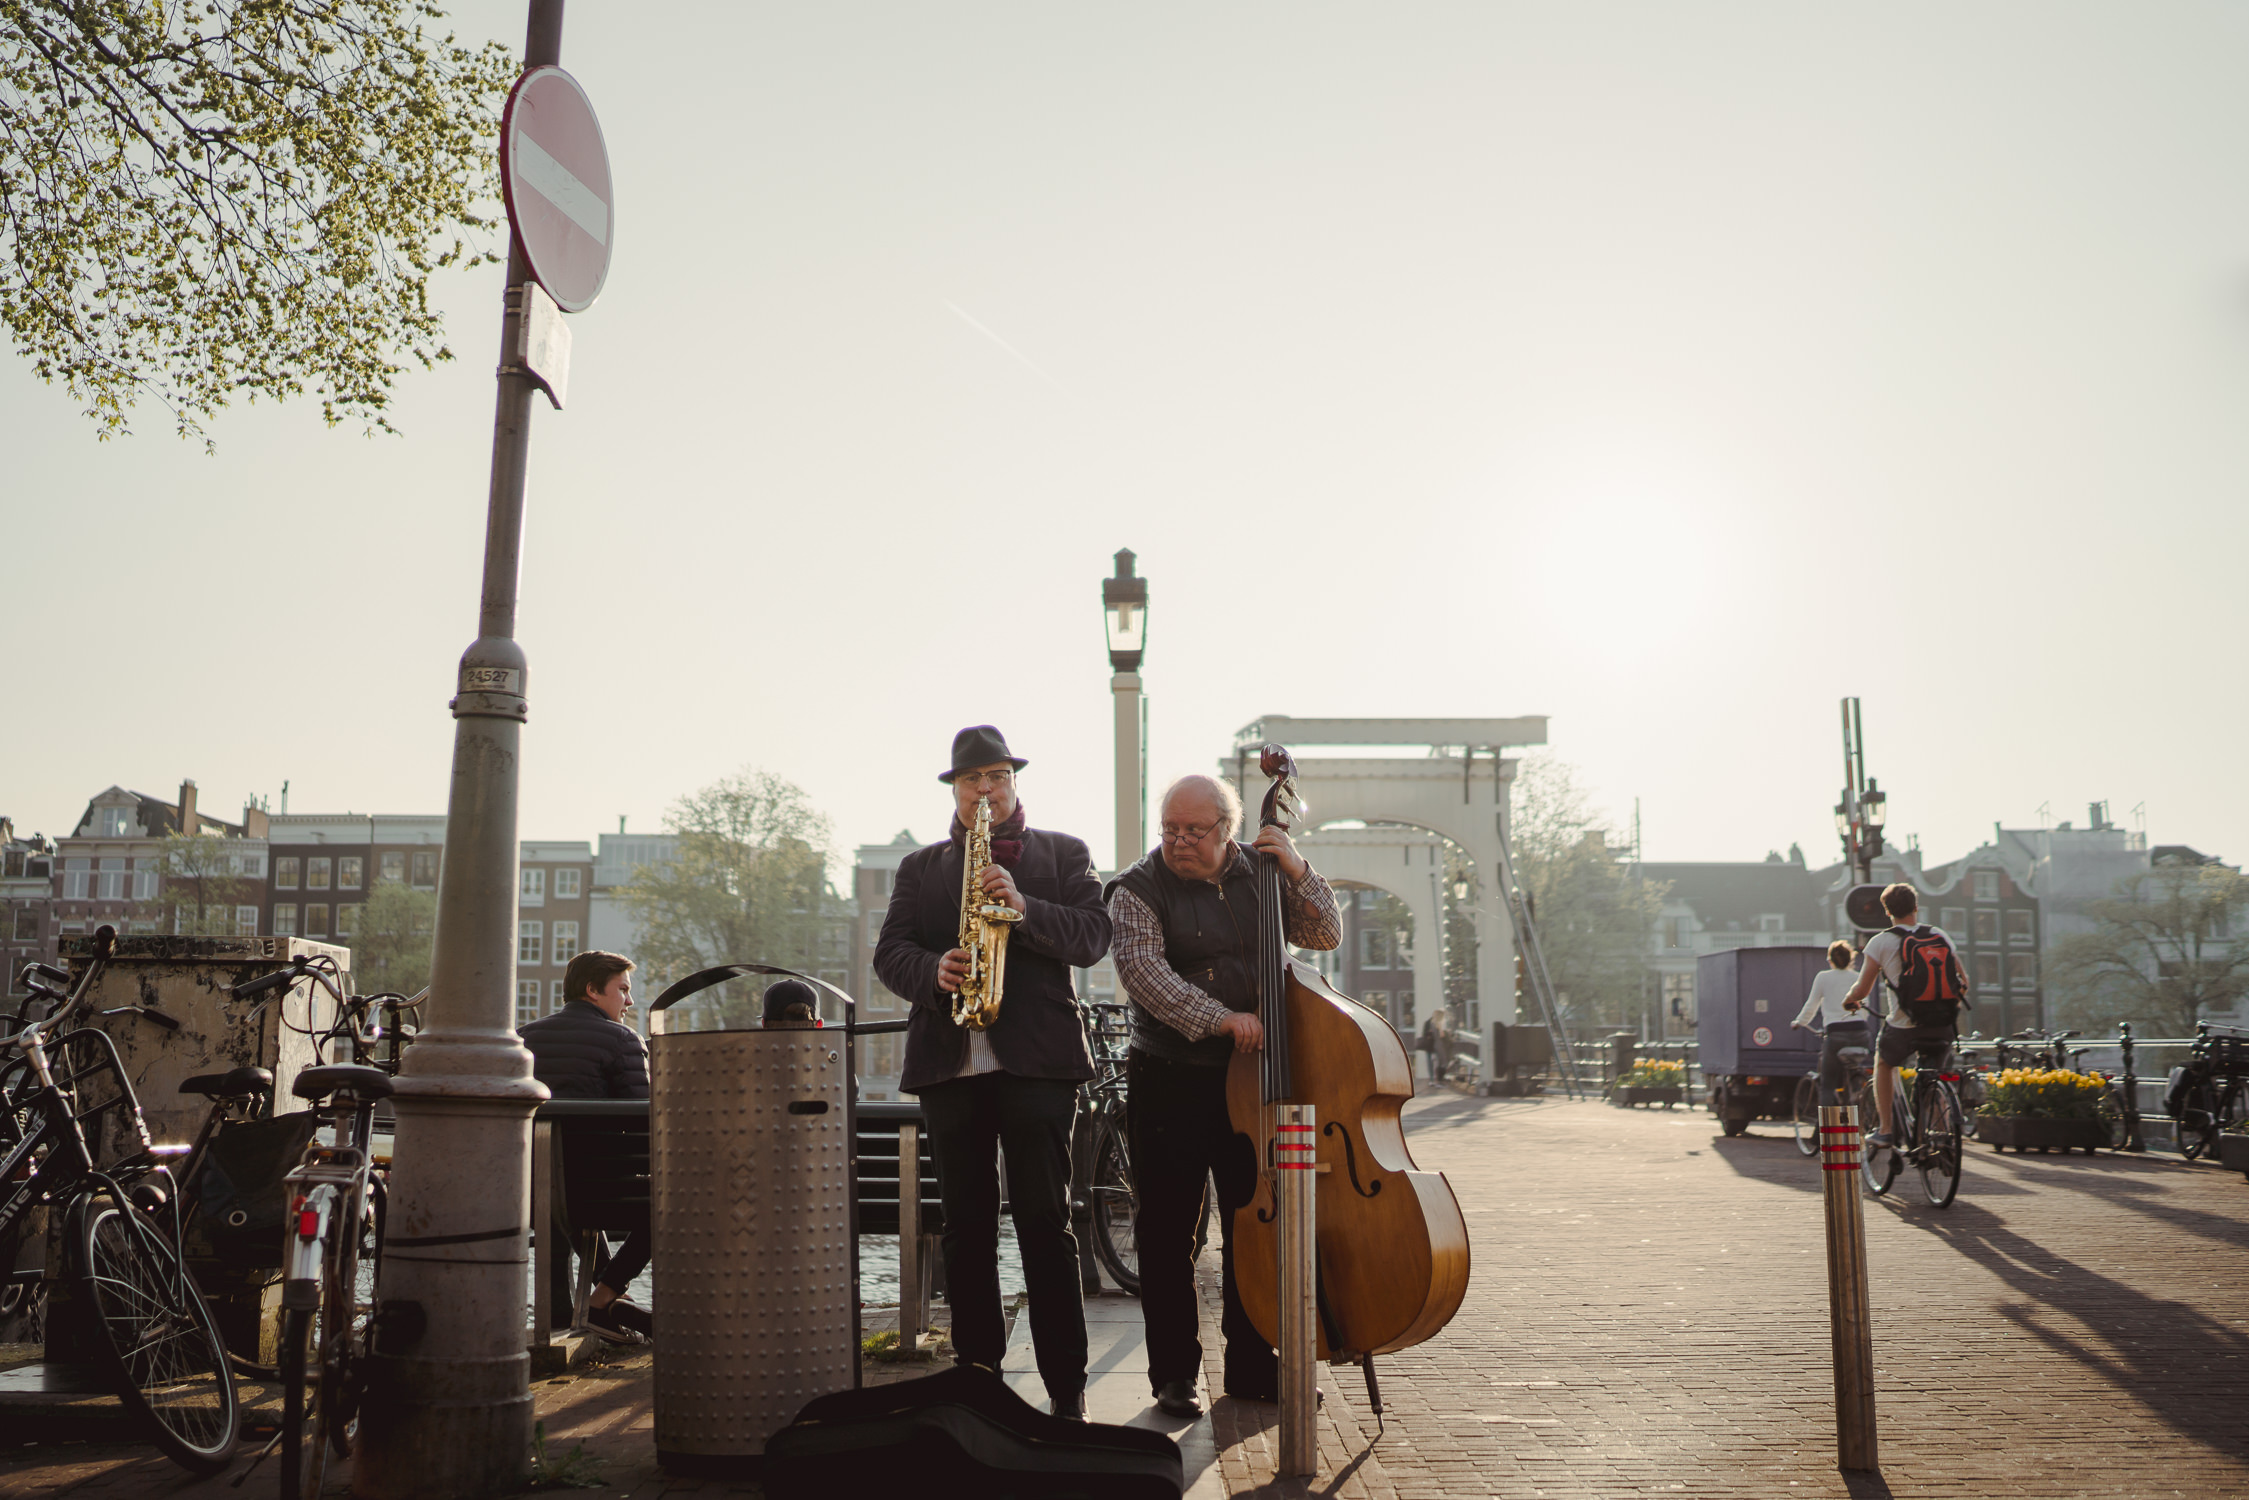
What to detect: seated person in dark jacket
<box><xmin>519</xmin><ymin>949</ymin><xmax>651</xmax><ymax>1341</ymax></box>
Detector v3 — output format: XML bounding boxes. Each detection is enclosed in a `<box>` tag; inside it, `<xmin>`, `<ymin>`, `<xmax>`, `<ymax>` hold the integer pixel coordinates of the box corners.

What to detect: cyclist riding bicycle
<box><xmin>1844</xmin><ymin>882</ymin><xmax>1970</xmax><ymax>1150</ymax></box>
<box><xmin>1791</xmin><ymin>940</ymin><xmax>1869</xmax><ymax>1103</ymax></box>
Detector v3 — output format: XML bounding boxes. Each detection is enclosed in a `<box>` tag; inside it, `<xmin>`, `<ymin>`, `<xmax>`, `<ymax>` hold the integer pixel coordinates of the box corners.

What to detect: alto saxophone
<box><xmin>953</xmin><ymin>795</ymin><xmax>1023</xmax><ymax>1031</ymax></box>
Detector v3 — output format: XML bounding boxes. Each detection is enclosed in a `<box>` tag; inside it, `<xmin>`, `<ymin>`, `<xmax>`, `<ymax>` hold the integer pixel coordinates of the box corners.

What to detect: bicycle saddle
<box><xmin>178</xmin><ymin>1065</ymin><xmax>275</xmax><ymax>1099</ymax></box>
<box><xmin>292</xmin><ymin>1064</ymin><xmax>394</xmax><ymax>1103</ymax></box>
<box><xmin>1837</xmin><ymin>1047</ymin><xmax>1870</xmax><ymax>1063</ymax></box>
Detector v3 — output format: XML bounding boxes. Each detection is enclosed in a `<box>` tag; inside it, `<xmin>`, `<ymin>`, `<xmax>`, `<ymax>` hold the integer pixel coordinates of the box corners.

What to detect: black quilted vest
<box><xmin>1107</xmin><ymin>844</ymin><xmax>1262</xmax><ymax>1067</ymax></box>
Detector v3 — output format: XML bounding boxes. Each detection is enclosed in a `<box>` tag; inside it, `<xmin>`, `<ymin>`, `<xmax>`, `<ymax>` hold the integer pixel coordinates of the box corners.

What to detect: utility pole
<box><xmin>1102</xmin><ymin>551</ymin><xmax>1149</xmax><ymax>871</ymax></box>
<box><xmin>355</xmin><ymin>4</ymin><xmax>563</xmax><ymax>1493</ymax></box>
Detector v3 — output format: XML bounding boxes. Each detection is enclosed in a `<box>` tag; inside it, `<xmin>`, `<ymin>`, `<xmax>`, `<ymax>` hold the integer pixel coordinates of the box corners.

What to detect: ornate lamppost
<box><xmin>1102</xmin><ymin>551</ymin><xmax>1149</xmax><ymax>872</ymax></box>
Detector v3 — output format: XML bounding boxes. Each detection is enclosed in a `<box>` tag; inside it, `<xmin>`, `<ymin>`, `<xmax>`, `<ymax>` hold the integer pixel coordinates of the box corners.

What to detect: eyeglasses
<box><xmin>1159</xmin><ymin>821</ymin><xmax>1221</xmax><ymax>847</ymax></box>
<box><xmin>955</xmin><ymin>769</ymin><xmax>1014</xmax><ymax>790</ymax></box>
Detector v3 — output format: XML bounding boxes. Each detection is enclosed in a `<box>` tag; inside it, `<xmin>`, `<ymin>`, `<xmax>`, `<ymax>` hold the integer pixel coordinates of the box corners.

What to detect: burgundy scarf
<box><xmin>949</xmin><ymin>803</ymin><xmax>1027</xmax><ymax>869</ymax></box>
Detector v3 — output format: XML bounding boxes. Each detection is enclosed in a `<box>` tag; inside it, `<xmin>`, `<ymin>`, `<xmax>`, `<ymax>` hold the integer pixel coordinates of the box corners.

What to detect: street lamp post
<box><xmin>1102</xmin><ymin>550</ymin><xmax>1149</xmax><ymax>872</ymax></box>
<box><xmin>1837</xmin><ymin>698</ymin><xmax>1888</xmax><ymax>891</ymax></box>
<box><xmin>356</xmin><ymin>4</ymin><xmax>559</xmax><ymax>1493</ymax></box>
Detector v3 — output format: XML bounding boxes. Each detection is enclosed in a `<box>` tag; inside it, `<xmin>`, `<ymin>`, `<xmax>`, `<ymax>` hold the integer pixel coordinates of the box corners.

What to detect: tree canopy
<box><xmin>342</xmin><ymin>877</ymin><xmax>436</xmax><ymax>998</ymax></box>
<box><xmin>0</xmin><ymin>0</ymin><xmax>514</xmax><ymax>439</ymax></box>
<box><xmin>158</xmin><ymin>830</ymin><xmax>257</xmax><ymax>934</ymax></box>
<box><xmin>2049</xmin><ymin>859</ymin><xmax>2249</xmax><ymax>1037</ymax></box>
<box><xmin>623</xmin><ymin>768</ymin><xmax>840</xmax><ymax>1029</ymax></box>
<box><xmin>1506</xmin><ymin>755</ymin><xmax>1667</xmax><ymax>1034</ymax></box>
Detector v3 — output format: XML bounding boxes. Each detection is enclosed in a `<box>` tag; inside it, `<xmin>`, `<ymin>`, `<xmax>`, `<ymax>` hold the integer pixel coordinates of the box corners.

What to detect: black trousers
<box><xmin>1818</xmin><ymin>1023</ymin><xmax>1870</xmax><ymax>1098</ymax></box>
<box><xmin>1126</xmin><ymin>1050</ymin><xmax>1273</xmax><ymax>1397</ymax></box>
<box><xmin>919</xmin><ymin>1072</ymin><xmax>1087</xmax><ymax>1400</ymax></box>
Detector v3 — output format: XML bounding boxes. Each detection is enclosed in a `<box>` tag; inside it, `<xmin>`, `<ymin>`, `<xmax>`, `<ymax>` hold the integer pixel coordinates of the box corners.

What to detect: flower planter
<box><xmin>1979</xmin><ymin>1116</ymin><xmax>2107</xmax><ymax>1155</ymax></box>
<box><xmin>1616</xmin><ymin>1085</ymin><xmax>1682</xmax><ymax>1109</ymax></box>
<box><xmin>2218</xmin><ymin>1134</ymin><xmax>2249</xmax><ymax>1182</ymax></box>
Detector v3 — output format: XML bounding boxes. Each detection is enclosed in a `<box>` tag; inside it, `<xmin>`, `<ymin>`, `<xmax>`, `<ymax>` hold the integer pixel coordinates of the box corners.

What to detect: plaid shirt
<box><xmin>1107</xmin><ymin>846</ymin><xmax>1342</xmax><ymax>1043</ymax></box>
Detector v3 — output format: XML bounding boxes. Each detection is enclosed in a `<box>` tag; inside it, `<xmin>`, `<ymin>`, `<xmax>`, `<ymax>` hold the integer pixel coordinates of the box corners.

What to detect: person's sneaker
<box><xmin>581</xmin><ymin>1299</ymin><xmax>652</xmax><ymax>1344</ymax></box>
<box><xmin>1865</xmin><ymin>1130</ymin><xmax>1895</xmax><ymax>1151</ymax></box>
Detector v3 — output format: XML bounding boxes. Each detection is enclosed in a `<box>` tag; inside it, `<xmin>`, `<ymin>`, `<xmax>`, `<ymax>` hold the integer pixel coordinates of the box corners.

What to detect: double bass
<box><xmin>1226</xmin><ymin>744</ymin><xmax>1471</xmax><ymax>1403</ymax></box>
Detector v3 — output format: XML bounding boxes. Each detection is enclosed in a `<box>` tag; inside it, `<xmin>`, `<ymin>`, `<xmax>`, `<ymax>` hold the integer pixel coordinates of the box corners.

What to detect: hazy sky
<box><xmin>7</xmin><ymin>2</ymin><xmax>2247</xmax><ymax>879</ymax></box>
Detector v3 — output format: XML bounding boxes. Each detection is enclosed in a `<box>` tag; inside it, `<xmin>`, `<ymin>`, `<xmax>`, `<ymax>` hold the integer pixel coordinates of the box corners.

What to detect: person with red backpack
<box><xmin>1843</xmin><ymin>882</ymin><xmax>1971</xmax><ymax>1149</ymax></box>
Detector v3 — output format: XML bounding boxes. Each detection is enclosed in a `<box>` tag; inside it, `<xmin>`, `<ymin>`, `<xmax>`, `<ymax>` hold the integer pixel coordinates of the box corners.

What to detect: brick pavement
<box><xmin>5</xmin><ymin>1095</ymin><xmax>2246</xmax><ymax>1498</ymax></box>
<box><xmin>1317</xmin><ymin>1091</ymin><xmax>2249</xmax><ymax>1500</ymax></box>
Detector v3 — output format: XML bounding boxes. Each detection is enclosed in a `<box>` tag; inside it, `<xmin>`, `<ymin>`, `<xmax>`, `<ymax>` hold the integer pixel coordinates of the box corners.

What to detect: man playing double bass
<box><xmin>875</xmin><ymin>726</ymin><xmax>1112</xmax><ymax>1419</ymax></box>
<box><xmin>1105</xmin><ymin>773</ymin><xmax>1342</xmax><ymax>1416</ymax></box>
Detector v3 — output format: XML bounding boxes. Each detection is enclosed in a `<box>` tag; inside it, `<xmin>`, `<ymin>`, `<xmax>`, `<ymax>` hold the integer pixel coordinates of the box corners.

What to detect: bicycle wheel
<box><xmin>2095</xmin><ymin>1086</ymin><xmax>2129</xmax><ymax>1151</ymax></box>
<box><xmin>1086</xmin><ymin>1117</ymin><xmax>1140</xmax><ymax>1295</ymax></box>
<box><xmin>325</xmin><ymin>1179</ymin><xmax>381</xmax><ymax>1459</ymax></box>
<box><xmin>1791</xmin><ymin>1076</ymin><xmax>1821</xmax><ymax>1157</ymax></box>
<box><xmin>1916</xmin><ymin>1083</ymin><xmax>1963</xmax><ymax>1209</ymax></box>
<box><xmin>1853</xmin><ymin>1082</ymin><xmax>1896</xmax><ymax>1197</ymax></box>
<box><xmin>2177</xmin><ymin>1078</ymin><xmax>2220</xmax><ymax>1161</ymax></box>
<box><xmin>279</xmin><ymin>1304</ymin><xmax>323</xmax><ymax>1500</ymax></box>
<box><xmin>77</xmin><ymin>1192</ymin><xmax>240</xmax><ymax>1476</ymax></box>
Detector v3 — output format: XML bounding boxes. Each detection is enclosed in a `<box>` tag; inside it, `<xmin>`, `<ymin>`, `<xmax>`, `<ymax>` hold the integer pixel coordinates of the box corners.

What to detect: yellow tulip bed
<box><xmin>1977</xmin><ymin>1067</ymin><xmax>2108</xmax><ymax>1122</ymax></box>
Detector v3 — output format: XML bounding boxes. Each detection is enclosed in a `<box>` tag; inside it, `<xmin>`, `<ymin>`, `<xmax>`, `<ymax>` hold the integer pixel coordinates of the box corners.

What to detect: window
<box><xmin>63</xmin><ymin>859</ymin><xmax>90</xmax><ymax>899</ymax></box>
<box><xmin>133</xmin><ymin>859</ymin><xmax>158</xmax><ymax>901</ymax></box>
<box><xmin>273</xmin><ymin>904</ymin><xmax>298</xmax><ymax>936</ymax></box>
<box><xmin>337</xmin><ymin>905</ymin><xmax>361</xmax><ymax>938</ymax></box>
<box><xmin>12</xmin><ymin>908</ymin><xmax>37</xmax><ymax>941</ymax></box>
<box><xmin>1358</xmin><ymin>927</ymin><xmax>1391</xmax><ymax>970</ymax></box>
<box><xmin>305</xmin><ymin>904</ymin><xmax>330</xmax><ymax>937</ymax></box>
<box><xmin>411</xmin><ymin>851</ymin><xmax>438</xmax><ymax>886</ymax></box>
<box><xmin>1940</xmin><ymin>906</ymin><xmax>1967</xmax><ymax>937</ymax></box>
<box><xmin>551</xmin><ymin>980</ymin><xmax>568</xmax><ymax>1008</ymax></box>
<box><xmin>1974</xmin><ymin>954</ymin><xmax>2000</xmax><ymax>991</ymax></box>
<box><xmin>1662</xmin><ymin>918</ymin><xmax>1686</xmax><ymax>949</ymax></box>
<box><xmin>379</xmin><ymin>852</ymin><xmax>405</xmax><ymax>884</ymax></box>
<box><xmin>1757</xmin><ymin>914</ymin><xmax>1785</xmax><ymax>933</ymax></box>
<box><xmin>307</xmin><ymin>858</ymin><xmax>332</xmax><ymax>891</ymax></box>
<box><xmin>554</xmin><ymin>868</ymin><xmax>581</xmax><ymax>900</ymax></box>
<box><xmin>519</xmin><ymin>921</ymin><xmax>543</xmax><ymax>966</ymax></box>
<box><xmin>2010</xmin><ymin>953</ymin><xmax>2037</xmax><ymax>989</ymax></box>
<box><xmin>1363</xmin><ymin>989</ymin><xmax>1389</xmax><ymax>1020</ymax></box>
<box><xmin>521</xmin><ymin>869</ymin><xmax>545</xmax><ymax>907</ymax></box>
<box><xmin>1973</xmin><ymin>910</ymin><xmax>2000</xmax><ymax>944</ymax></box>
<box><xmin>551</xmin><ymin>921</ymin><xmax>579</xmax><ymax>963</ymax></box>
<box><xmin>516</xmin><ymin>979</ymin><xmax>544</xmax><ymax>1026</ymax></box>
<box><xmin>1662</xmin><ymin>972</ymin><xmax>1695</xmax><ymax>1020</ymax></box>
<box><xmin>235</xmin><ymin>905</ymin><xmax>259</xmax><ymax>937</ymax></box>
<box><xmin>339</xmin><ymin>857</ymin><xmax>363</xmax><ymax>890</ymax></box>
<box><xmin>238</xmin><ymin>854</ymin><xmax>265</xmax><ymax>878</ymax></box>
<box><xmin>97</xmin><ymin>858</ymin><xmax>127</xmax><ymax>901</ymax></box>
<box><xmin>1356</xmin><ymin>889</ymin><xmax>1377</xmax><ymax>911</ymax></box>
<box><xmin>1973</xmin><ymin>871</ymin><xmax>1999</xmax><ymax>902</ymax></box>
<box><xmin>97</xmin><ymin>807</ymin><xmax>132</xmax><ymax>837</ymax></box>
<box><xmin>867</xmin><ymin>913</ymin><xmax>885</xmax><ymax>944</ymax></box>
<box><xmin>2006</xmin><ymin>910</ymin><xmax>2034</xmax><ymax>945</ymax></box>
<box><xmin>276</xmin><ymin>857</ymin><xmax>300</xmax><ymax>890</ymax></box>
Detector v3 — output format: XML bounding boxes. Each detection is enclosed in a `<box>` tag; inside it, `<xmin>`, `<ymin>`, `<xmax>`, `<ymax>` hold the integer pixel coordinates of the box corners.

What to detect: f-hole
<box><xmin>1324</xmin><ymin>1121</ymin><xmax>1381</xmax><ymax>1198</ymax></box>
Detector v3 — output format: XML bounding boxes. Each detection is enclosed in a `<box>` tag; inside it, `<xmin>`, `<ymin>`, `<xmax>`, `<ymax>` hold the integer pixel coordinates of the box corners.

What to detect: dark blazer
<box><xmin>519</xmin><ymin>999</ymin><xmax>650</xmax><ymax>1100</ymax></box>
<box><xmin>876</xmin><ymin>826</ymin><xmax>1110</xmax><ymax>1093</ymax></box>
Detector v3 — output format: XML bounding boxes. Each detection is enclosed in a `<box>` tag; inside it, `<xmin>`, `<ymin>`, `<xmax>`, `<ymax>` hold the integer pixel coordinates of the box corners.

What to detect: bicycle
<box><xmin>1854</xmin><ymin>1038</ymin><xmax>1965</xmax><ymax>1208</ymax></box>
<box><xmin>223</xmin><ymin>954</ymin><xmax>401</xmax><ymax>1499</ymax></box>
<box><xmin>0</xmin><ymin>932</ymin><xmax>241</xmax><ymax>1474</ymax></box>
<box><xmin>1792</xmin><ymin>1030</ymin><xmax>1874</xmax><ymax>1158</ymax></box>
<box><xmin>1073</xmin><ymin>1001</ymin><xmax>1209</xmax><ymax>1295</ymax></box>
<box><xmin>2167</xmin><ymin>1023</ymin><xmax>2249</xmax><ymax>1162</ymax></box>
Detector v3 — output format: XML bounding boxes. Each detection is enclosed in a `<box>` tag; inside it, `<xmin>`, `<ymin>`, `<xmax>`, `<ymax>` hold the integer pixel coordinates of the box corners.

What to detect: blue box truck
<box><xmin>1697</xmin><ymin>946</ymin><xmax>1829</xmax><ymax>1136</ymax></box>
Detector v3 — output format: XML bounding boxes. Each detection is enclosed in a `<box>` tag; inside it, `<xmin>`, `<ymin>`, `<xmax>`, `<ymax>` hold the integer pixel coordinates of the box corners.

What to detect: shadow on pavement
<box><xmin>1841</xmin><ymin>1468</ymin><xmax>1895</xmax><ymax>1497</ymax></box>
<box><xmin>1911</xmin><ymin>1199</ymin><xmax>2249</xmax><ymax>1468</ymax></box>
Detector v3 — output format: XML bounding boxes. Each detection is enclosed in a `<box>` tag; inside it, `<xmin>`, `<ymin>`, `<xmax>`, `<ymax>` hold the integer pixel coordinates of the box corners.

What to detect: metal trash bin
<box><xmin>648</xmin><ymin>964</ymin><xmax>866</xmax><ymax>1474</ymax></box>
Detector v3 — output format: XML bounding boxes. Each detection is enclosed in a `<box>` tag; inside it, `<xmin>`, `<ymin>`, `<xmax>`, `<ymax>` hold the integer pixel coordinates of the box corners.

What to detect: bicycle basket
<box><xmin>183</xmin><ymin>1111</ymin><xmax>320</xmax><ymax>1269</ymax></box>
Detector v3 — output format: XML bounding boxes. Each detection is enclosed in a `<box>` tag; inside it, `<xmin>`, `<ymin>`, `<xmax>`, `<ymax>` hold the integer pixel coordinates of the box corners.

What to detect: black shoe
<box><xmin>581</xmin><ymin>1299</ymin><xmax>651</xmax><ymax>1344</ymax></box>
<box><xmin>1050</xmin><ymin>1390</ymin><xmax>1087</xmax><ymax>1421</ymax></box>
<box><xmin>1154</xmin><ymin>1380</ymin><xmax>1203</xmax><ymax>1418</ymax></box>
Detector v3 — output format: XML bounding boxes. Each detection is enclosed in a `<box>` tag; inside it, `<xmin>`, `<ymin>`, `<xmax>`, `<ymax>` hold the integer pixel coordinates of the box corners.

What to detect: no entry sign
<box><xmin>500</xmin><ymin>66</ymin><xmax>614</xmax><ymax>313</ymax></box>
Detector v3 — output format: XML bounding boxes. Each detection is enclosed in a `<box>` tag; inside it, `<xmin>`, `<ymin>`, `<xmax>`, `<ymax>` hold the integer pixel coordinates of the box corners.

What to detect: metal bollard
<box><xmin>1819</xmin><ymin>1105</ymin><xmax>1878</xmax><ymax>1472</ymax></box>
<box><xmin>1275</xmin><ymin>1103</ymin><xmax>1319</xmax><ymax>1478</ymax></box>
<box><xmin>898</xmin><ymin>1121</ymin><xmax>922</xmax><ymax>1347</ymax></box>
<box><xmin>2118</xmin><ymin>1022</ymin><xmax>2143</xmax><ymax>1152</ymax></box>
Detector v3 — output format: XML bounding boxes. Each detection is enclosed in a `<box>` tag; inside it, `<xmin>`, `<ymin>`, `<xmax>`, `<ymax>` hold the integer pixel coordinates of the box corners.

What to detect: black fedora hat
<box><xmin>940</xmin><ymin>725</ymin><xmax>1029</xmax><ymax>783</ymax></box>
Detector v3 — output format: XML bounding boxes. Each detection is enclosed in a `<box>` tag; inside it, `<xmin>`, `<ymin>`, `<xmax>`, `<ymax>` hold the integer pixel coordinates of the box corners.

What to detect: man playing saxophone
<box><xmin>875</xmin><ymin>725</ymin><xmax>1112</xmax><ymax>1418</ymax></box>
